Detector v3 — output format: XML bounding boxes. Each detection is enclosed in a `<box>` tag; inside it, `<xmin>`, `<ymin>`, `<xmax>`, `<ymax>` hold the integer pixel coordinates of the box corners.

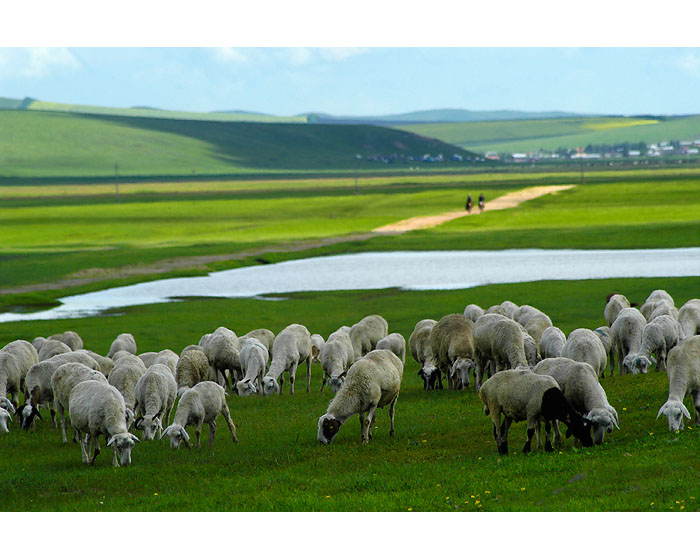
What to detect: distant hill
<box><xmin>0</xmin><ymin>110</ymin><xmax>477</xmax><ymax>179</ymax></box>
<box><xmin>305</xmin><ymin>108</ymin><xmax>588</xmax><ymax>124</ymax></box>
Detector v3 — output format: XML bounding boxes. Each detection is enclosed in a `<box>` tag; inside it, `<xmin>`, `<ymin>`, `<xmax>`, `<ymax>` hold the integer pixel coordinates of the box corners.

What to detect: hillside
<box><xmin>307</xmin><ymin>108</ymin><xmax>586</xmax><ymax>124</ymax></box>
<box><xmin>0</xmin><ymin>110</ymin><xmax>475</xmax><ymax>179</ymax></box>
<box><xmin>396</xmin><ymin>115</ymin><xmax>700</xmax><ymax>154</ymax></box>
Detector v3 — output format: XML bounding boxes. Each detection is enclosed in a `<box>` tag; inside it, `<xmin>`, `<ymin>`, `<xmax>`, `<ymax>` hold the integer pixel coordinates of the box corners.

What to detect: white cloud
<box><xmin>212</xmin><ymin>47</ymin><xmax>248</xmax><ymax>64</ymax></box>
<box><xmin>677</xmin><ymin>52</ymin><xmax>700</xmax><ymax>77</ymax></box>
<box><xmin>0</xmin><ymin>48</ymin><xmax>80</xmax><ymax>79</ymax></box>
<box><xmin>317</xmin><ymin>47</ymin><xmax>369</xmax><ymax>61</ymax></box>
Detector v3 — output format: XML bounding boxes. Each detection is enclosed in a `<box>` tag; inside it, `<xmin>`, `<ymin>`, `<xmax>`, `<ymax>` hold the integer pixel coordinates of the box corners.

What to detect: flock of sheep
<box><xmin>0</xmin><ymin>289</ymin><xmax>699</xmax><ymax>465</ymax></box>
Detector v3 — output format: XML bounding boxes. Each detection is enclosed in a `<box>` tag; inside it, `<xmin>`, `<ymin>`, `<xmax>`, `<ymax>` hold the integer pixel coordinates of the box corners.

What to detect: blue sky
<box><xmin>2</xmin><ymin>47</ymin><xmax>700</xmax><ymax>116</ymax></box>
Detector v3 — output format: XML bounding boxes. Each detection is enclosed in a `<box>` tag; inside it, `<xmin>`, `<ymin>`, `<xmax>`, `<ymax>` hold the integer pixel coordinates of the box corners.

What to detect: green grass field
<box><xmin>1</xmin><ymin>277</ymin><xmax>699</xmax><ymax>511</ymax></box>
<box><xmin>396</xmin><ymin>115</ymin><xmax>700</xmax><ymax>153</ymax></box>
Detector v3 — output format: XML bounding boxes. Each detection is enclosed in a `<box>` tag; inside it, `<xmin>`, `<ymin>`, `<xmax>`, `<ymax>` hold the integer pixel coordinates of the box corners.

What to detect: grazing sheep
<box><xmin>310</xmin><ymin>334</ymin><xmax>325</xmax><ymax>365</ymax></box>
<box><xmin>635</xmin><ymin>315</ymin><xmax>682</xmax><ymax>372</ymax></box>
<box><xmin>473</xmin><ymin>314</ymin><xmax>528</xmax><ymax>390</ymax></box>
<box><xmin>319</xmin><ymin>330</ymin><xmax>354</xmax><ymax>393</ymax></box>
<box><xmin>240</xmin><ymin>329</ymin><xmax>275</xmax><ymax>355</ymax></box>
<box><xmin>235</xmin><ymin>339</ymin><xmax>269</xmax><ymax>396</ymax></box>
<box><xmin>262</xmin><ymin>324</ymin><xmax>312</xmax><ymax>395</ymax></box>
<box><xmin>611</xmin><ymin>307</ymin><xmax>647</xmax><ymax>375</ymax></box>
<box><xmin>161</xmin><ymin>381</ymin><xmax>238</xmax><ymax>449</ymax></box>
<box><xmin>153</xmin><ymin>349</ymin><xmax>179</xmax><ymax>376</ymax></box>
<box><xmin>513</xmin><ymin>305</ymin><xmax>553</xmax><ymax>345</ymax></box>
<box><xmin>69</xmin><ymin>380</ymin><xmax>139</xmax><ymax>467</ymax></box>
<box><xmin>539</xmin><ymin>326</ymin><xmax>566</xmax><ymax>360</ymax></box>
<box><xmin>593</xmin><ymin>326</ymin><xmax>615</xmax><ymax>378</ymax></box>
<box><xmin>32</xmin><ymin>337</ymin><xmax>47</xmax><ymax>352</ymax></box>
<box><xmin>107</xmin><ymin>333</ymin><xmax>137</xmax><ymax>359</ymax></box>
<box><xmin>3</xmin><ymin>340</ymin><xmax>39</xmax><ymax>375</ymax></box>
<box><xmin>78</xmin><ymin>350</ymin><xmax>115</xmax><ymax>377</ymax></box>
<box><xmin>678</xmin><ymin>299</ymin><xmax>700</xmax><ymax>339</ymax></box>
<box><xmin>318</xmin><ymin>349</ymin><xmax>403</xmax><ymax>444</ymax></box>
<box><xmin>409</xmin><ymin>319</ymin><xmax>440</xmax><ymax>390</ymax></box>
<box><xmin>657</xmin><ymin>335</ymin><xmax>700</xmax><ymax>432</ymax></box>
<box><xmin>463</xmin><ymin>304</ymin><xmax>485</xmax><ymax>323</ymax></box>
<box><xmin>376</xmin><ymin>333</ymin><xmax>406</xmax><ymax>365</ymax></box>
<box><xmin>640</xmin><ymin>290</ymin><xmax>675</xmax><ymax>320</ymax></box>
<box><xmin>21</xmin><ymin>351</ymin><xmax>100</xmax><ymax>429</ymax></box>
<box><xmin>0</xmin><ymin>340</ymin><xmax>38</xmax><ymax>409</ymax></box>
<box><xmin>134</xmin><ymin>364</ymin><xmax>177</xmax><ymax>440</ymax></box>
<box><xmin>561</xmin><ymin>328</ymin><xmax>607</xmax><ymax>378</ymax></box>
<box><xmin>108</xmin><ymin>357</ymin><xmax>147</xmax><ymax>425</ymax></box>
<box><xmin>430</xmin><ymin>314</ymin><xmax>475</xmax><ymax>390</ymax></box>
<box><xmin>500</xmin><ymin>300</ymin><xmax>520</xmax><ymax>319</ymax></box>
<box><xmin>175</xmin><ymin>347</ymin><xmax>211</xmax><ymax>396</ymax></box>
<box><xmin>0</xmin><ymin>351</ymin><xmax>23</xmax><ymax>412</ymax></box>
<box><xmin>533</xmin><ymin>357</ymin><xmax>619</xmax><ymax>445</ymax></box>
<box><xmin>0</xmin><ymin>407</ymin><xmax>11</xmax><ymax>434</ymax></box>
<box><xmin>349</xmin><ymin>315</ymin><xmax>389</xmax><ymax>361</ymax></box>
<box><xmin>49</xmin><ymin>331</ymin><xmax>83</xmax><ymax>351</ymax></box>
<box><xmin>38</xmin><ymin>339</ymin><xmax>72</xmax><ymax>361</ymax></box>
<box><xmin>605</xmin><ymin>294</ymin><xmax>631</xmax><ymax>327</ymax></box>
<box><xmin>138</xmin><ymin>352</ymin><xmax>158</xmax><ymax>368</ymax></box>
<box><xmin>202</xmin><ymin>326</ymin><xmax>241</xmax><ymax>389</ymax></box>
<box><xmin>522</xmin><ymin>331</ymin><xmax>541</xmax><ymax>368</ymax></box>
<box><xmin>486</xmin><ymin>304</ymin><xmax>508</xmax><ymax>317</ymax></box>
<box><xmin>51</xmin><ymin>362</ymin><xmax>108</xmax><ymax>444</ymax></box>
<box><xmin>479</xmin><ymin>368</ymin><xmax>593</xmax><ymax>455</ymax></box>
<box><xmin>649</xmin><ymin>302</ymin><xmax>679</xmax><ymax>322</ymax></box>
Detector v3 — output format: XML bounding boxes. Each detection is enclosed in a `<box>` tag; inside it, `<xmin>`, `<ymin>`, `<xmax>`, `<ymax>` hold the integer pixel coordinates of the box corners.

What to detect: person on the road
<box><xmin>465</xmin><ymin>194</ymin><xmax>473</xmax><ymax>213</ymax></box>
<box><xmin>478</xmin><ymin>193</ymin><xmax>485</xmax><ymax>213</ymax></box>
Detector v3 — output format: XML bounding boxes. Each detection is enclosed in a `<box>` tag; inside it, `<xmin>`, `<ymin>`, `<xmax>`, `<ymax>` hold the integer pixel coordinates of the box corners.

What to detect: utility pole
<box><xmin>115</xmin><ymin>163</ymin><xmax>120</xmax><ymax>202</ymax></box>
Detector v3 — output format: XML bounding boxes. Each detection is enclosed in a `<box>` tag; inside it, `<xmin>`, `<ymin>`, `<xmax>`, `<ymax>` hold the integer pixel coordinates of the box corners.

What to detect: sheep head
<box><xmin>161</xmin><ymin>424</ymin><xmax>191</xmax><ymax>449</ymax></box>
<box><xmin>624</xmin><ymin>354</ymin><xmax>652</xmax><ymax>374</ymax></box>
<box><xmin>236</xmin><ymin>379</ymin><xmax>258</xmax><ymax>397</ymax></box>
<box><xmin>317</xmin><ymin>414</ymin><xmax>342</xmax><ymax>445</ymax></box>
<box><xmin>657</xmin><ymin>400</ymin><xmax>691</xmax><ymax>432</ymax></box>
<box><xmin>451</xmin><ymin>358</ymin><xmax>474</xmax><ymax>389</ymax></box>
<box><xmin>17</xmin><ymin>403</ymin><xmax>41</xmax><ymax>430</ymax></box>
<box><xmin>262</xmin><ymin>376</ymin><xmax>280</xmax><ymax>395</ymax></box>
<box><xmin>0</xmin><ymin>408</ymin><xmax>12</xmax><ymax>434</ymax></box>
<box><xmin>140</xmin><ymin>415</ymin><xmax>163</xmax><ymax>441</ymax></box>
<box><xmin>0</xmin><ymin>397</ymin><xmax>15</xmax><ymax>414</ymax></box>
<box><xmin>585</xmin><ymin>408</ymin><xmax>619</xmax><ymax>444</ymax></box>
<box><xmin>107</xmin><ymin>433</ymin><xmax>139</xmax><ymax>466</ymax></box>
<box><xmin>329</xmin><ymin>374</ymin><xmax>345</xmax><ymax>393</ymax></box>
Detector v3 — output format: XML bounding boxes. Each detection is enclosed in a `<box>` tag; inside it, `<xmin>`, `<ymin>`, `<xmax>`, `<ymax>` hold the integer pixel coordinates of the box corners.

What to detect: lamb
<box><xmin>69</xmin><ymin>380</ymin><xmax>140</xmax><ymax>466</ymax></box>
<box><xmin>134</xmin><ymin>364</ymin><xmax>177</xmax><ymax>440</ymax></box>
<box><xmin>463</xmin><ymin>304</ymin><xmax>485</xmax><ymax>323</ymax></box>
<box><xmin>657</xmin><ymin>335</ymin><xmax>700</xmax><ymax>432</ymax></box>
<box><xmin>107</xmin><ymin>333</ymin><xmax>137</xmax><ymax>358</ymax></box>
<box><xmin>21</xmin><ymin>351</ymin><xmax>100</xmax><ymax>429</ymax></box>
<box><xmin>430</xmin><ymin>314</ymin><xmax>476</xmax><ymax>390</ymax></box>
<box><xmin>202</xmin><ymin>326</ymin><xmax>241</xmax><ymax>389</ymax></box>
<box><xmin>235</xmin><ymin>339</ymin><xmax>269</xmax><ymax>396</ymax></box>
<box><xmin>634</xmin><ymin>315</ymin><xmax>682</xmax><ymax>373</ymax></box>
<box><xmin>376</xmin><ymin>333</ymin><xmax>406</xmax><ymax>365</ymax></box>
<box><xmin>78</xmin><ymin>350</ymin><xmax>115</xmax><ymax>376</ymax></box>
<box><xmin>161</xmin><ymin>381</ymin><xmax>238</xmax><ymax>449</ymax></box>
<box><xmin>611</xmin><ymin>307</ymin><xmax>647</xmax><ymax>375</ymax></box>
<box><xmin>319</xmin><ymin>329</ymin><xmax>355</xmax><ymax>393</ymax></box>
<box><xmin>593</xmin><ymin>326</ymin><xmax>615</xmax><ymax>377</ymax></box>
<box><xmin>560</xmin><ymin>328</ymin><xmax>607</xmax><ymax>378</ymax></box>
<box><xmin>240</xmin><ymin>329</ymin><xmax>275</xmax><ymax>355</ymax></box>
<box><xmin>349</xmin><ymin>314</ymin><xmax>389</xmax><ymax>361</ymax></box>
<box><xmin>533</xmin><ymin>357</ymin><xmax>619</xmax><ymax>445</ymax></box>
<box><xmin>605</xmin><ymin>294</ymin><xmax>631</xmax><ymax>326</ymax></box>
<box><xmin>262</xmin><ymin>324</ymin><xmax>312</xmax><ymax>395</ymax></box>
<box><xmin>108</xmin><ymin>356</ymin><xmax>147</xmax><ymax>421</ymax></box>
<box><xmin>153</xmin><ymin>349</ymin><xmax>179</xmax><ymax>376</ymax></box>
<box><xmin>310</xmin><ymin>334</ymin><xmax>325</xmax><ymax>365</ymax></box>
<box><xmin>473</xmin><ymin>314</ymin><xmax>528</xmax><ymax>390</ymax></box>
<box><xmin>38</xmin><ymin>339</ymin><xmax>72</xmax><ymax>361</ymax></box>
<box><xmin>48</xmin><ymin>331</ymin><xmax>83</xmax><ymax>351</ymax></box>
<box><xmin>479</xmin><ymin>368</ymin><xmax>593</xmax><ymax>455</ymax></box>
<box><xmin>51</xmin><ymin>362</ymin><xmax>108</xmax><ymax>444</ymax></box>
<box><xmin>539</xmin><ymin>326</ymin><xmax>566</xmax><ymax>359</ymax></box>
<box><xmin>678</xmin><ymin>299</ymin><xmax>700</xmax><ymax>339</ymax></box>
<box><xmin>318</xmin><ymin>349</ymin><xmax>403</xmax><ymax>444</ymax></box>
<box><xmin>409</xmin><ymin>319</ymin><xmax>440</xmax><ymax>390</ymax></box>
<box><xmin>175</xmin><ymin>347</ymin><xmax>211</xmax><ymax>396</ymax></box>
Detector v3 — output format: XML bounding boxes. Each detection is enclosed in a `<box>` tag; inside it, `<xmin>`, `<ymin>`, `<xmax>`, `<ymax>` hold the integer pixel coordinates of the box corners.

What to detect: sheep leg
<box><xmin>693</xmin><ymin>392</ymin><xmax>700</xmax><ymax>426</ymax></box>
<box><xmin>368</xmin><ymin>413</ymin><xmax>376</xmax><ymax>441</ymax></box>
<box><xmin>491</xmin><ymin>409</ymin><xmax>508</xmax><ymax>455</ymax></box>
<box><xmin>359</xmin><ymin>412</ymin><xmax>367</xmax><ymax>441</ymax></box>
<box><xmin>552</xmin><ymin>420</ymin><xmax>562</xmax><ymax>449</ymax></box>
<box><xmin>320</xmin><ymin>373</ymin><xmax>327</xmax><ymax>392</ymax></box>
<box><xmin>523</xmin><ymin>419</ymin><xmax>536</xmax><ymax>454</ymax></box>
<box><xmin>436</xmin><ymin>370</ymin><xmax>443</xmax><ymax>390</ymax></box>
<box><xmin>195</xmin><ymin>419</ymin><xmax>203</xmax><ymax>448</ymax></box>
<box><xmin>534</xmin><ymin>420</ymin><xmax>543</xmax><ymax>450</ymax></box>
<box><xmin>365</xmin><ymin>405</ymin><xmax>377</xmax><ymax>442</ymax></box>
<box><xmin>57</xmin><ymin>402</ymin><xmax>67</xmax><ymax>444</ymax></box>
<box><xmin>78</xmin><ymin>430</ymin><xmax>89</xmax><ymax>464</ymax></box>
<box><xmin>388</xmin><ymin>395</ymin><xmax>398</xmax><ymax>437</ymax></box>
<box><xmin>289</xmin><ymin>363</ymin><xmax>298</xmax><ymax>396</ymax></box>
<box><xmin>50</xmin><ymin>406</ymin><xmax>56</xmax><ymax>428</ymax></box>
<box><xmin>608</xmin><ymin>347</ymin><xmax>615</xmax><ymax>377</ymax></box>
<box><xmin>543</xmin><ymin>422</ymin><xmax>554</xmax><ymax>452</ymax></box>
<box><xmin>306</xmin><ymin>357</ymin><xmax>312</xmax><ymax>393</ymax></box>
<box><xmin>221</xmin><ymin>404</ymin><xmax>238</xmax><ymax>444</ymax></box>
<box><xmin>209</xmin><ymin>420</ymin><xmax>217</xmax><ymax>447</ymax></box>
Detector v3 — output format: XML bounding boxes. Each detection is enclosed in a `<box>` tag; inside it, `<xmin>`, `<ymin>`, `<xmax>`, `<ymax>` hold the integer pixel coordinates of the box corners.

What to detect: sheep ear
<box><xmin>107</xmin><ymin>435</ymin><xmax>116</xmax><ymax>447</ymax></box>
<box><xmin>159</xmin><ymin>426</ymin><xmax>171</xmax><ymax>440</ymax></box>
<box><xmin>611</xmin><ymin>414</ymin><xmax>620</xmax><ymax>430</ymax></box>
<box><xmin>657</xmin><ymin>403</ymin><xmax>668</xmax><ymax>419</ymax></box>
<box><xmin>681</xmin><ymin>403</ymin><xmax>692</xmax><ymax>419</ymax></box>
<box><xmin>34</xmin><ymin>409</ymin><xmax>43</xmax><ymax>421</ymax></box>
<box><xmin>129</xmin><ymin>434</ymin><xmax>140</xmax><ymax>443</ymax></box>
<box><xmin>180</xmin><ymin>427</ymin><xmax>190</xmax><ymax>442</ymax></box>
<box><xmin>650</xmin><ymin>355</ymin><xmax>657</xmax><ymax>364</ymax></box>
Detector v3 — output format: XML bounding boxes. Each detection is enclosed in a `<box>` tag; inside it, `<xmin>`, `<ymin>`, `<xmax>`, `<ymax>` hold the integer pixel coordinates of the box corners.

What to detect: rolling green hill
<box><xmin>0</xmin><ymin>110</ymin><xmax>474</xmax><ymax>178</ymax></box>
<box><xmin>396</xmin><ymin>115</ymin><xmax>700</xmax><ymax>154</ymax></box>
<box><xmin>307</xmin><ymin>108</ymin><xmax>585</xmax><ymax>124</ymax></box>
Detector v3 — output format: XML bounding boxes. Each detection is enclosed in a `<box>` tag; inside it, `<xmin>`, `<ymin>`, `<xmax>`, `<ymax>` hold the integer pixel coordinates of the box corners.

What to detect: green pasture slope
<box><xmin>396</xmin><ymin>115</ymin><xmax>700</xmax><ymax>153</ymax></box>
<box><xmin>0</xmin><ymin>277</ymin><xmax>699</xmax><ymax>511</ymax></box>
<box><xmin>0</xmin><ymin>110</ymin><xmax>472</xmax><ymax>178</ymax></box>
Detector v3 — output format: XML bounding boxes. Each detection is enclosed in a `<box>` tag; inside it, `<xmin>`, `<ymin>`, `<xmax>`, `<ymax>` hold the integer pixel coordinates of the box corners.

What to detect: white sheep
<box><xmin>430</xmin><ymin>314</ymin><xmax>476</xmax><ymax>390</ymax></box>
<box><xmin>202</xmin><ymin>326</ymin><xmax>240</xmax><ymax>389</ymax></box>
<box><xmin>640</xmin><ymin>289</ymin><xmax>674</xmax><ymax>320</ymax></box>
<box><xmin>161</xmin><ymin>381</ymin><xmax>238</xmax><ymax>448</ymax></box>
<box><xmin>51</xmin><ymin>362</ymin><xmax>108</xmax><ymax>444</ymax></box>
<box><xmin>262</xmin><ymin>324</ymin><xmax>312</xmax><ymax>395</ymax></box>
<box><xmin>69</xmin><ymin>380</ymin><xmax>140</xmax><ymax>466</ymax></box>
<box><xmin>0</xmin><ymin>351</ymin><xmax>23</xmax><ymax>412</ymax></box>
<box><xmin>533</xmin><ymin>357</ymin><xmax>619</xmax><ymax>445</ymax></box>
<box><xmin>319</xmin><ymin>329</ymin><xmax>354</xmax><ymax>393</ymax></box>
<box><xmin>78</xmin><ymin>350</ymin><xmax>115</xmax><ymax>377</ymax></box>
<box><xmin>48</xmin><ymin>331</ymin><xmax>83</xmax><ymax>351</ymax></box>
<box><xmin>649</xmin><ymin>301</ymin><xmax>679</xmax><ymax>322</ymax></box>
<box><xmin>376</xmin><ymin>333</ymin><xmax>406</xmax><ymax>365</ymax></box>
<box><xmin>593</xmin><ymin>326</ymin><xmax>615</xmax><ymax>378</ymax></box>
<box><xmin>0</xmin><ymin>340</ymin><xmax>38</xmax><ymax>410</ymax></box>
<box><xmin>153</xmin><ymin>349</ymin><xmax>179</xmax><ymax>376</ymax></box>
<box><xmin>38</xmin><ymin>339</ymin><xmax>72</xmax><ymax>361</ymax></box>
<box><xmin>634</xmin><ymin>315</ymin><xmax>682</xmax><ymax>373</ymax></box>
<box><xmin>108</xmin><ymin>356</ymin><xmax>147</xmax><ymax>422</ymax></box>
<box><xmin>318</xmin><ymin>349</ymin><xmax>403</xmax><ymax>444</ymax></box>
<box><xmin>500</xmin><ymin>300</ymin><xmax>520</xmax><ymax>319</ymax></box>
<box><xmin>134</xmin><ymin>364</ymin><xmax>177</xmax><ymax>440</ymax></box>
<box><xmin>539</xmin><ymin>326</ymin><xmax>566</xmax><ymax>360</ymax></box>
<box><xmin>349</xmin><ymin>314</ymin><xmax>389</xmax><ymax>361</ymax></box>
<box><xmin>513</xmin><ymin>304</ymin><xmax>553</xmax><ymax>346</ymax></box>
<box><xmin>107</xmin><ymin>333</ymin><xmax>137</xmax><ymax>358</ymax></box>
<box><xmin>310</xmin><ymin>334</ymin><xmax>325</xmax><ymax>365</ymax></box>
<box><xmin>561</xmin><ymin>328</ymin><xmax>607</xmax><ymax>378</ymax></box>
<box><xmin>473</xmin><ymin>314</ymin><xmax>528</xmax><ymax>390</ymax></box>
<box><xmin>522</xmin><ymin>331</ymin><xmax>541</xmax><ymax>368</ymax></box>
<box><xmin>479</xmin><ymin>368</ymin><xmax>593</xmax><ymax>455</ymax></box>
<box><xmin>32</xmin><ymin>337</ymin><xmax>47</xmax><ymax>352</ymax></box>
<box><xmin>604</xmin><ymin>294</ymin><xmax>630</xmax><ymax>326</ymax></box>
<box><xmin>175</xmin><ymin>347</ymin><xmax>211</xmax><ymax>396</ymax></box>
<box><xmin>240</xmin><ymin>329</ymin><xmax>275</xmax><ymax>355</ymax></box>
<box><xmin>463</xmin><ymin>304</ymin><xmax>485</xmax><ymax>323</ymax></box>
<box><xmin>657</xmin><ymin>335</ymin><xmax>700</xmax><ymax>432</ymax></box>
<box><xmin>235</xmin><ymin>339</ymin><xmax>269</xmax><ymax>396</ymax></box>
<box><xmin>138</xmin><ymin>352</ymin><xmax>158</xmax><ymax>368</ymax></box>
<box><xmin>678</xmin><ymin>299</ymin><xmax>700</xmax><ymax>339</ymax></box>
<box><xmin>486</xmin><ymin>304</ymin><xmax>508</xmax><ymax>317</ymax></box>
<box><xmin>0</xmin><ymin>407</ymin><xmax>11</xmax><ymax>434</ymax></box>
<box><xmin>611</xmin><ymin>307</ymin><xmax>647</xmax><ymax>375</ymax></box>
<box><xmin>409</xmin><ymin>319</ymin><xmax>440</xmax><ymax>390</ymax></box>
